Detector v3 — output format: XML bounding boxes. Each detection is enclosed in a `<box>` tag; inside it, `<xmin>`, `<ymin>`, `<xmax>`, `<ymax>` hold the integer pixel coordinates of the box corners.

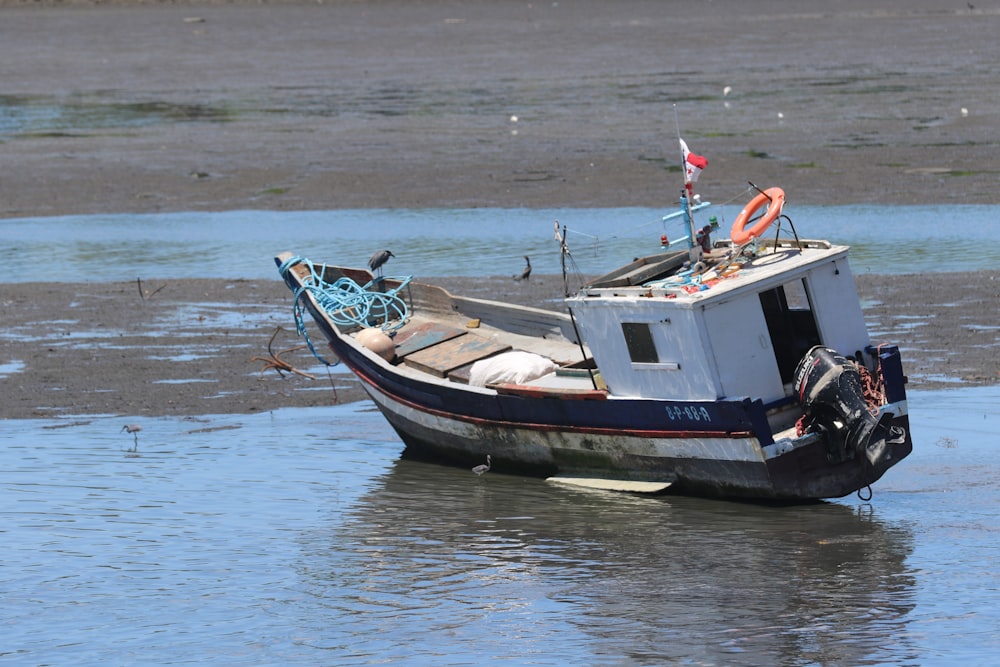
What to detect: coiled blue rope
<box><xmin>279</xmin><ymin>256</ymin><xmax>412</xmax><ymax>366</ymax></box>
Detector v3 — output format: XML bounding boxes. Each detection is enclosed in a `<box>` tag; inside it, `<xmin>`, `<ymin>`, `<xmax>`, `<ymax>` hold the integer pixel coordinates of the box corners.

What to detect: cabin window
<box><xmin>759</xmin><ymin>278</ymin><xmax>821</xmax><ymax>383</ymax></box>
<box><xmin>621</xmin><ymin>322</ymin><xmax>659</xmax><ymax>363</ymax></box>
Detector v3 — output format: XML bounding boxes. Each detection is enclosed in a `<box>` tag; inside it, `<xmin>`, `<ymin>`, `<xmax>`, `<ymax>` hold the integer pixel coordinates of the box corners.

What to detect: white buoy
<box><xmin>356</xmin><ymin>328</ymin><xmax>395</xmax><ymax>361</ymax></box>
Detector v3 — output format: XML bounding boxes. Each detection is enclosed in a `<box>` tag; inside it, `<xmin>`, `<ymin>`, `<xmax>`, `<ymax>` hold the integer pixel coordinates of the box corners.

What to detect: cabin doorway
<box><xmin>759</xmin><ymin>278</ymin><xmax>821</xmax><ymax>383</ymax></box>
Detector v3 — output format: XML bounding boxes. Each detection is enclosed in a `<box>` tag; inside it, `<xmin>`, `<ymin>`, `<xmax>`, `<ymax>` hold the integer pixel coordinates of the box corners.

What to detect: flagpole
<box><xmin>673</xmin><ymin>105</ymin><xmax>701</xmax><ymax>264</ymax></box>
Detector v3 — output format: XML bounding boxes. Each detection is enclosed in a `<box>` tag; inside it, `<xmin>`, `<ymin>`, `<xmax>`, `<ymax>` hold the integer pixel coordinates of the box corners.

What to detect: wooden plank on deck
<box><xmin>393</xmin><ymin>322</ymin><xmax>468</xmax><ymax>358</ymax></box>
<box><xmin>403</xmin><ymin>335</ymin><xmax>511</xmax><ymax>378</ymax></box>
<box><xmin>447</xmin><ymin>362</ymin><xmax>476</xmax><ymax>385</ymax></box>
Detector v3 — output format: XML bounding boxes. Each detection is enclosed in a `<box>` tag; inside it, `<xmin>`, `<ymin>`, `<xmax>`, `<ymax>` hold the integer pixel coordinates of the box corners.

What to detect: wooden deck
<box><xmin>277</xmin><ymin>255</ymin><xmax>594</xmax><ymax>390</ymax></box>
<box><xmin>385</xmin><ymin>307</ymin><xmax>589</xmax><ymax>388</ymax></box>
<box><xmin>402</xmin><ymin>334</ymin><xmax>512</xmax><ymax>378</ymax></box>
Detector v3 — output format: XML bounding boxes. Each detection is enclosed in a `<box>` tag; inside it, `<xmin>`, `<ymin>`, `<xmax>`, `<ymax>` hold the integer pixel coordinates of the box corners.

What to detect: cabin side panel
<box><xmin>806</xmin><ymin>259</ymin><xmax>872</xmax><ymax>356</ymax></box>
<box><xmin>702</xmin><ymin>297</ymin><xmax>785</xmax><ymax>403</ymax></box>
<box><xmin>571</xmin><ymin>299</ymin><xmax>719</xmax><ymax>400</ymax></box>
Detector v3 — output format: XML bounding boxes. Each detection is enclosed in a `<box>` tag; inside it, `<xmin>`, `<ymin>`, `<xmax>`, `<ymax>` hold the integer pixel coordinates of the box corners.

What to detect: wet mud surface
<box><xmin>2</xmin><ymin>0</ymin><xmax>999</xmax><ymax>217</ymax></box>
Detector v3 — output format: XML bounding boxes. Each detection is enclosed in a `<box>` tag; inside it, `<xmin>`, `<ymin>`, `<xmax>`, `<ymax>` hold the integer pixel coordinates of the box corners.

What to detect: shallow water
<box><xmin>2</xmin><ymin>386</ymin><xmax>998</xmax><ymax>665</ymax></box>
<box><xmin>3</xmin><ymin>204</ymin><xmax>1000</xmax><ymax>283</ymax></box>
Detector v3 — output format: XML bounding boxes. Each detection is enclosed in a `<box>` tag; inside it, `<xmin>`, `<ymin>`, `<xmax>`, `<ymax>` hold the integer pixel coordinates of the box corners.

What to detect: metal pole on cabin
<box><xmin>681</xmin><ymin>190</ymin><xmax>701</xmax><ymax>266</ymax></box>
<box><xmin>561</xmin><ymin>223</ymin><xmax>569</xmax><ymax>298</ymax></box>
<box><xmin>673</xmin><ymin>106</ymin><xmax>701</xmax><ymax>265</ymax></box>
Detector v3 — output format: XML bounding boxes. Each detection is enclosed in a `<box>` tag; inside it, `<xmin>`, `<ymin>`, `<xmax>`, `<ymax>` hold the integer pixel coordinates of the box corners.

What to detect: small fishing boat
<box><xmin>275</xmin><ymin>162</ymin><xmax>911</xmax><ymax>501</ymax></box>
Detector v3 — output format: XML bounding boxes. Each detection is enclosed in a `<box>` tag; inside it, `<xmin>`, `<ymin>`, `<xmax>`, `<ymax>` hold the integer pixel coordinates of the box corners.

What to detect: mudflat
<box><xmin>1</xmin><ymin>0</ymin><xmax>998</xmax><ymax>419</ymax></box>
<box><xmin>2</xmin><ymin>0</ymin><xmax>998</xmax><ymax>216</ymax></box>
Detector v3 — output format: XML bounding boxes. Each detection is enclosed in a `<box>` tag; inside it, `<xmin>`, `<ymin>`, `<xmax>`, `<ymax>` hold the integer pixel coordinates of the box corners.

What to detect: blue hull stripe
<box><xmin>333</xmin><ymin>337</ymin><xmax>762</xmax><ymax>441</ymax></box>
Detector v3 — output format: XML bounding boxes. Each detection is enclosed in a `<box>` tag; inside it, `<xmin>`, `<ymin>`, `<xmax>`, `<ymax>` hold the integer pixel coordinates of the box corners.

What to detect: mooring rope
<box><xmin>279</xmin><ymin>256</ymin><xmax>412</xmax><ymax>365</ymax></box>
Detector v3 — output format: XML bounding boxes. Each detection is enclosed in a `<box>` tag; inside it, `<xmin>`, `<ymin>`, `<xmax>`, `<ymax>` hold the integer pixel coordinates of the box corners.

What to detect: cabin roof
<box><xmin>568</xmin><ymin>240</ymin><xmax>849</xmax><ymax>309</ymax></box>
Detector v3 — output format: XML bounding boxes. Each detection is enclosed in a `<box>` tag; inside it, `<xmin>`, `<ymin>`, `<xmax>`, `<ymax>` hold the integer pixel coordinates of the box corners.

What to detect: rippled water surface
<box><xmin>4</xmin><ymin>205</ymin><xmax>1000</xmax><ymax>283</ymax></box>
<box><xmin>2</xmin><ymin>386</ymin><xmax>998</xmax><ymax>665</ymax></box>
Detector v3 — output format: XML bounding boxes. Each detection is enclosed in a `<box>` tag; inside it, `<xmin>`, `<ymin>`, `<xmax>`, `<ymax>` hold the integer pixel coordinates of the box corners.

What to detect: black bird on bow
<box><xmin>368</xmin><ymin>249</ymin><xmax>394</xmax><ymax>276</ymax></box>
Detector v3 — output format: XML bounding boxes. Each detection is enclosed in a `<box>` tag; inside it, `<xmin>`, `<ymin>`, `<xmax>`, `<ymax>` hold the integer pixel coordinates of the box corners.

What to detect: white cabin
<box><xmin>566</xmin><ymin>241</ymin><xmax>870</xmax><ymax>405</ymax></box>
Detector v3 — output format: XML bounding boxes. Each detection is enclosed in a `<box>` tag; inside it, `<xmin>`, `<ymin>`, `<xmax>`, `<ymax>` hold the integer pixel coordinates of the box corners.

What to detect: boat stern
<box><xmin>761</xmin><ymin>344</ymin><xmax>912</xmax><ymax>500</ymax></box>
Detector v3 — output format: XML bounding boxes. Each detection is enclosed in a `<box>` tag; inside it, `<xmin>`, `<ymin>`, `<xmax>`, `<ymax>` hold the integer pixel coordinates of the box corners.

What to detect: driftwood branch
<box><xmin>251</xmin><ymin>326</ymin><xmax>316</xmax><ymax>380</ymax></box>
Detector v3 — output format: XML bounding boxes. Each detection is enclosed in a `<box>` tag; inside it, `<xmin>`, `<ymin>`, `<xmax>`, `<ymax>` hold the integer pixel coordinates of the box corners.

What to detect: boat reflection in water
<box><xmin>296</xmin><ymin>457</ymin><xmax>916</xmax><ymax>665</ymax></box>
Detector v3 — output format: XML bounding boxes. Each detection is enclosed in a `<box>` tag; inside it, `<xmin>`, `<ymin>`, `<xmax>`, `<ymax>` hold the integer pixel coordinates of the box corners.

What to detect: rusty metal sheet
<box><xmin>403</xmin><ymin>335</ymin><xmax>511</xmax><ymax>378</ymax></box>
<box><xmin>393</xmin><ymin>322</ymin><xmax>468</xmax><ymax>358</ymax></box>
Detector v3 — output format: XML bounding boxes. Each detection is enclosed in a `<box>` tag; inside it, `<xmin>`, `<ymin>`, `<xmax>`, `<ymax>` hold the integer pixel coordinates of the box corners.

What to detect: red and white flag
<box><xmin>680</xmin><ymin>138</ymin><xmax>708</xmax><ymax>183</ymax></box>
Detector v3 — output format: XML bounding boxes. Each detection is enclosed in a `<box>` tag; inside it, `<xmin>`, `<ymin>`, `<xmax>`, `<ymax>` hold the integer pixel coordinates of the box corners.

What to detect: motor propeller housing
<box><xmin>793</xmin><ymin>346</ymin><xmax>898</xmax><ymax>465</ymax></box>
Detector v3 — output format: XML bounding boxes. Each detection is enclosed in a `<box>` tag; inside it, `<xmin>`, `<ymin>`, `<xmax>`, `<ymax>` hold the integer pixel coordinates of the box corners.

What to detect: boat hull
<box><xmin>342</xmin><ymin>344</ymin><xmax>911</xmax><ymax>501</ymax></box>
<box><xmin>278</xmin><ymin>255</ymin><xmax>913</xmax><ymax>502</ymax></box>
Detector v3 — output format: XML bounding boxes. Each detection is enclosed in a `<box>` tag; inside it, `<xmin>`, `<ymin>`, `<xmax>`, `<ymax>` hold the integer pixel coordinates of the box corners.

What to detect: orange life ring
<box><xmin>730</xmin><ymin>187</ymin><xmax>785</xmax><ymax>245</ymax></box>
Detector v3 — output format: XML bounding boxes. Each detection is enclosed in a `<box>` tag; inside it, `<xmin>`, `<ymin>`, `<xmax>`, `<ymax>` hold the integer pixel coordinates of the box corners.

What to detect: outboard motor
<box><xmin>793</xmin><ymin>346</ymin><xmax>900</xmax><ymax>466</ymax></box>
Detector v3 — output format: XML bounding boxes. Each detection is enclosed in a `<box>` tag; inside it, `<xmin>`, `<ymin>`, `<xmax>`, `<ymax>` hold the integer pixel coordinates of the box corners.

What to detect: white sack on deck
<box><xmin>469</xmin><ymin>351</ymin><xmax>558</xmax><ymax>387</ymax></box>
